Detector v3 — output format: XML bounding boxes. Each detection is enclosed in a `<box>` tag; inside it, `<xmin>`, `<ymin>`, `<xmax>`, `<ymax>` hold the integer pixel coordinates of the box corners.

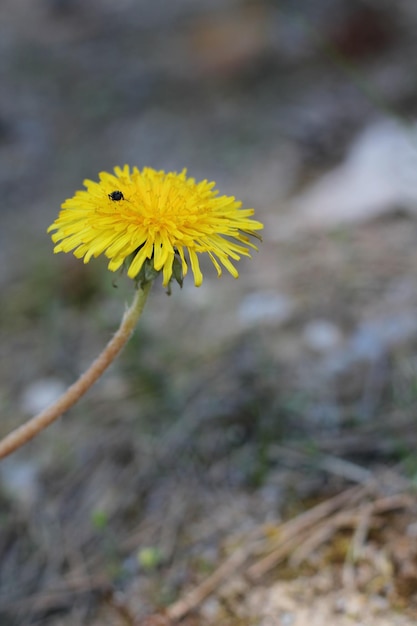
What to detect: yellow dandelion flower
<box><xmin>47</xmin><ymin>166</ymin><xmax>264</xmax><ymax>287</ymax></box>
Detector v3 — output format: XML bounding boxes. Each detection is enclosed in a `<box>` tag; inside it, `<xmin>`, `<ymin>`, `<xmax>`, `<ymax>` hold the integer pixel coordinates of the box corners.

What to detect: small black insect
<box><xmin>108</xmin><ymin>190</ymin><xmax>124</xmax><ymax>201</ymax></box>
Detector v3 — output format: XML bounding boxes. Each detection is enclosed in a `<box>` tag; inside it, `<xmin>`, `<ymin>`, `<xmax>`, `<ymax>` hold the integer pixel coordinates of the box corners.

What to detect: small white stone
<box><xmin>407</xmin><ymin>521</ymin><xmax>417</xmax><ymax>537</ymax></box>
<box><xmin>287</xmin><ymin>120</ymin><xmax>417</xmax><ymax>230</ymax></box>
<box><xmin>20</xmin><ymin>378</ymin><xmax>66</xmax><ymax>415</ymax></box>
<box><xmin>303</xmin><ymin>319</ymin><xmax>343</xmax><ymax>352</ymax></box>
<box><xmin>0</xmin><ymin>459</ymin><xmax>39</xmax><ymax>508</ymax></box>
<box><xmin>200</xmin><ymin>598</ymin><xmax>221</xmax><ymax>621</ymax></box>
<box><xmin>238</xmin><ymin>291</ymin><xmax>295</xmax><ymax>327</ymax></box>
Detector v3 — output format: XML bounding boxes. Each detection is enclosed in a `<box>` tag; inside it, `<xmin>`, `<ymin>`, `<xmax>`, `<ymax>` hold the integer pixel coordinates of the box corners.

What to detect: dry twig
<box><xmin>166</xmin><ymin>529</ymin><xmax>261</xmax><ymax>622</ymax></box>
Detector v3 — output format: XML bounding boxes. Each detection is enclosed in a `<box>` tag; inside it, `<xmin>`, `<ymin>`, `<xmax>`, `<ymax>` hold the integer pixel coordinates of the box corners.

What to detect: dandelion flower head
<box><xmin>48</xmin><ymin>166</ymin><xmax>264</xmax><ymax>287</ymax></box>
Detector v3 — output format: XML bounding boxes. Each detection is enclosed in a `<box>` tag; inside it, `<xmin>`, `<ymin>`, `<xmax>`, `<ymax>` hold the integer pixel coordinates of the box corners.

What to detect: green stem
<box><xmin>0</xmin><ymin>281</ymin><xmax>153</xmax><ymax>460</ymax></box>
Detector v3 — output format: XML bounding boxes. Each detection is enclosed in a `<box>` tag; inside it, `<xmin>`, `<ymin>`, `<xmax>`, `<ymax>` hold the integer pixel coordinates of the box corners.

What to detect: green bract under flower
<box><xmin>47</xmin><ymin>166</ymin><xmax>264</xmax><ymax>287</ymax></box>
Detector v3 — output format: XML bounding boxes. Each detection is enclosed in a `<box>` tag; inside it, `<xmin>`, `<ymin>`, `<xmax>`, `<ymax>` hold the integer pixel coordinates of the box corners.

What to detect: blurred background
<box><xmin>2</xmin><ymin>0</ymin><xmax>417</xmax><ymax>624</ymax></box>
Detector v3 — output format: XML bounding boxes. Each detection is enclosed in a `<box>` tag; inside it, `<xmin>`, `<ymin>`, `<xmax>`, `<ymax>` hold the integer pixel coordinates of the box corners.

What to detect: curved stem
<box><xmin>0</xmin><ymin>281</ymin><xmax>153</xmax><ymax>460</ymax></box>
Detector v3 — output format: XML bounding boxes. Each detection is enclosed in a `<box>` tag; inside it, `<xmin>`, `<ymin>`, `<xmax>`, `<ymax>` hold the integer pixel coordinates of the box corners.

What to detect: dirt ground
<box><xmin>2</xmin><ymin>1</ymin><xmax>417</xmax><ymax>625</ymax></box>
